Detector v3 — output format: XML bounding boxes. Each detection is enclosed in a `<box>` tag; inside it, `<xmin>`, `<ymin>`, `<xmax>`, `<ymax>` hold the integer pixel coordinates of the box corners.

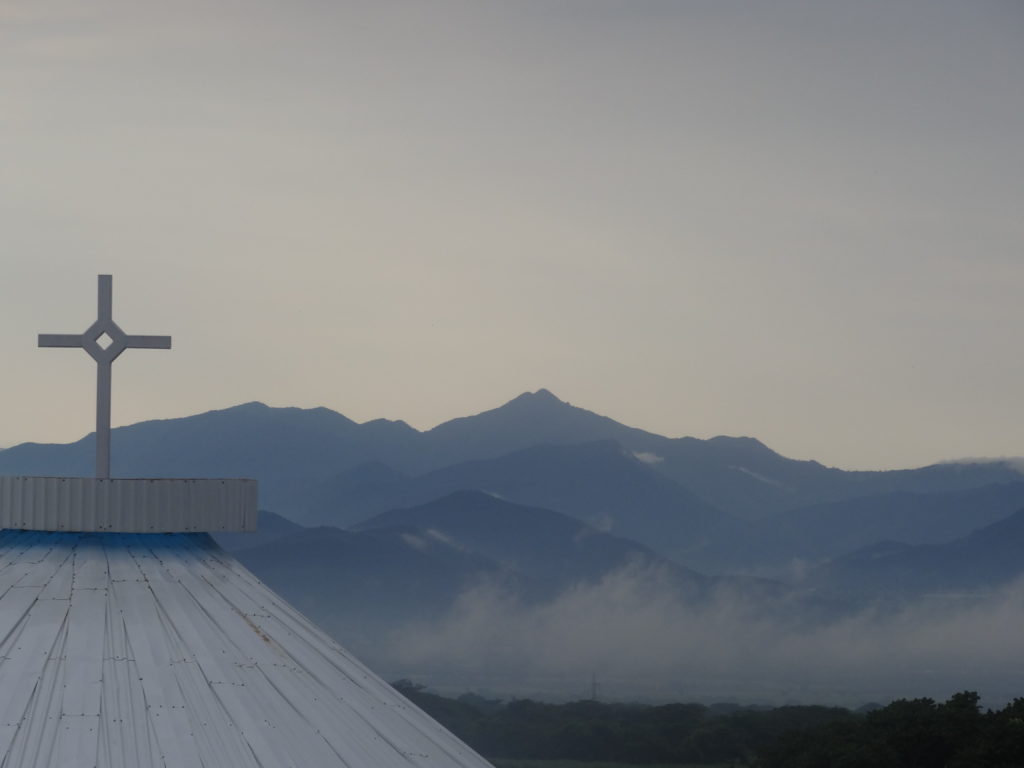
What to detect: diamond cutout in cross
<box><xmin>96</xmin><ymin>332</ymin><xmax>114</xmax><ymax>351</ymax></box>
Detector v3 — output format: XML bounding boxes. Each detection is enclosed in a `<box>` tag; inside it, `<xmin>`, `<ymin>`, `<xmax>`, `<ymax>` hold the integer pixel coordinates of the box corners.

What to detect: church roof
<box><xmin>0</xmin><ymin>529</ymin><xmax>492</xmax><ymax>768</ymax></box>
<box><xmin>8</xmin><ymin>274</ymin><xmax>493</xmax><ymax>766</ymax></box>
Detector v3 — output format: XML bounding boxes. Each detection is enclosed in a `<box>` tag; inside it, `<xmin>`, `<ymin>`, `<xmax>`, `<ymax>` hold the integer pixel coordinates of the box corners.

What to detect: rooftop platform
<box><xmin>0</xmin><ymin>477</ymin><xmax>257</xmax><ymax>532</ymax></box>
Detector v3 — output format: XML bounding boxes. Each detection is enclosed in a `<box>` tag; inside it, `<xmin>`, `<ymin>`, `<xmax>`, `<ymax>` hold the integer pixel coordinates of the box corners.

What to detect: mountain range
<box><xmin>4</xmin><ymin>390</ymin><xmax>1019</xmax><ymax>522</ymax></box>
<box><xmin>4</xmin><ymin>388</ymin><xmax>1024</xmax><ymax>604</ymax></box>
<box><xmin>810</xmin><ymin>506</ymin><xmax>1024</xmax><ymax>599</ymax></box>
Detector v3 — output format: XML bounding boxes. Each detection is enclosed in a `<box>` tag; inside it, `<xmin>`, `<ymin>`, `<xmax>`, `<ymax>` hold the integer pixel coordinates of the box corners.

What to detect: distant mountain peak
<box><xmin>530</xmin><ymin>387</ymin><xmax>559</xmax><ymax>400</ymax></box>
<box><xmin>505</xmin><ymin>388</ymin><xmax>564</xmax><ymax>406</ymax></box>
<box><xmin>234</xmin><ymin>401</ymin><xmax>270</xmax><ymax>410</ymax></box>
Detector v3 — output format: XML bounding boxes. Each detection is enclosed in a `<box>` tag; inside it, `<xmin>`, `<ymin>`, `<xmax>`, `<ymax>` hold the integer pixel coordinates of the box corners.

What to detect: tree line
<box><xmin>392</xmin><ymin>681</ymin><xmax>1024</xmax><ymax>766</ymax></box>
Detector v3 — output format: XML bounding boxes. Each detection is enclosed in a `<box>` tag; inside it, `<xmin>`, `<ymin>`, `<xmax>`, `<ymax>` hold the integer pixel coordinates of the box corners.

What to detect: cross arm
<box><xmin>39</xmin><ymin>334</ymin><xmax>84</xmax><ymax>348</ymax></box>
<box><xmin>125</xmin><ymin>335</ymin><xmax>172</xmax><ymax>350</ymax></box>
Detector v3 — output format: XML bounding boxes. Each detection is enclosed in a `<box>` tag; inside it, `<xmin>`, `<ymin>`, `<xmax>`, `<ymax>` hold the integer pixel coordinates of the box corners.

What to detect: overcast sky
<box><xmin>1</xmin><ymin>0</ymin><xmax>1022</xmax><ymax>470</ymax></box>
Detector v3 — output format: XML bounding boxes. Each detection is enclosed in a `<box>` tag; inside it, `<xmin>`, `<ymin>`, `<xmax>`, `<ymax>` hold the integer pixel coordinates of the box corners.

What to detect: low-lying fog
<box><xmin>352</xmin><ymin>564</ymin><xmax>1024</xmax><ymax>707</ymax></box>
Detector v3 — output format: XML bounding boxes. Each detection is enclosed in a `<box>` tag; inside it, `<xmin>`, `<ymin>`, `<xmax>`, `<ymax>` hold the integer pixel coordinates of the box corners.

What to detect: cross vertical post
<box><xmin>39</xmin><ymin>275</ymin><xmax>172</xmax><ymax>479</ymax></box>
<box><xmin>96</xmin><ymin>275</ymin><xmax>113</xmax><ymax>480</ymax></box>
<box><xmin>96</xmin><ymin>361</ymin><xmax>112</xmax><ymax>478</ymax></box>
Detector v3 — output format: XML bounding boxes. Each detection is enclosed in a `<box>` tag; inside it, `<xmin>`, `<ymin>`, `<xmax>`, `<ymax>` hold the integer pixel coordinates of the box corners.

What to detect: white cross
<box><xmin>39</xmin><ymin>275</ymin><xmax>171</xmax><ymax>479</ymax></box>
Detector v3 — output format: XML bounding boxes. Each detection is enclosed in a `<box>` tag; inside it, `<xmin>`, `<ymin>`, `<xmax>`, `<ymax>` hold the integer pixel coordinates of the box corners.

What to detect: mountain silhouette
<box><xmin>354</xmin><ymin>489</ymin><xmax>710</xmax><ymax>600</ymax></box>
<box><xmin>703</xmin><ymin>482</ymin><xmax>1024</xmax><ymax>574</ymax></box>
<box><xmin>421</xmin><ymin>389</ymin><xmax>659</xmax><ymax>466</ymax></box>
<box><xmin>810</xmin><ymin>507</ymin><xmax>1024</xmax><ymax>599</ymax></box>
<box><xmin>1</xmin><ymin>390</ymin><xmax>1020</xmax><ymax>554</ymax></box>
<box><xmin>302</xmin><ymin>439</ymin><xmax>744</xmax><ymax>570</ymax></box>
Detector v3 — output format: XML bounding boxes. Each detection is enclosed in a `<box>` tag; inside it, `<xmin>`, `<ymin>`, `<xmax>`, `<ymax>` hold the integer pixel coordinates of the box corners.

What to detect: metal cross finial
<box><xmin>39</xmin><ymin>275</ymin><xmax>171</xmax><ymax>479</ymax></box>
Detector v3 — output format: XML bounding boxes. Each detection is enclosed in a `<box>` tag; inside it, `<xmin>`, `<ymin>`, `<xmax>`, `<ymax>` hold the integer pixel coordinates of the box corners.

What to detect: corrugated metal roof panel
<box><xmin>0</xmin><ymin>531</ymin><xmax>493</xmax><ymax>768</ymax></box>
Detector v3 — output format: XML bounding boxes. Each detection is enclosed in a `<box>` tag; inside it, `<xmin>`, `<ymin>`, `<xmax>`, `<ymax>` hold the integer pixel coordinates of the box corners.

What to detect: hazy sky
<box><xmin>1</xmin><ymin>0</ymin><xmax>1022</xmax><ymax>470</ymax></box>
